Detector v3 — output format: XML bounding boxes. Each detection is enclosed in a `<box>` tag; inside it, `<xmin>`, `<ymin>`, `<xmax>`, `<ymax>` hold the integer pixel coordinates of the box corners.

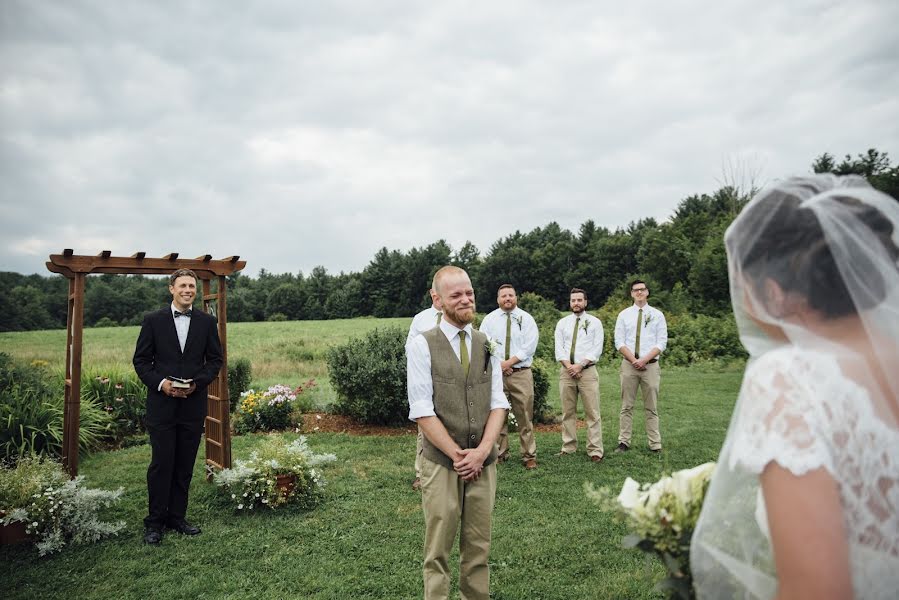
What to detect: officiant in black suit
<box><xmin>133</xmin><ymin>268</ymin><xmax>223</xmax><ymax>545</ymax></box>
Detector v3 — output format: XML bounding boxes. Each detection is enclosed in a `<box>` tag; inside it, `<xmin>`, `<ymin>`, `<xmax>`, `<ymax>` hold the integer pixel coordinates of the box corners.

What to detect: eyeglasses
<box><xmin>631</xmin><ymin>288</ymin><xmax>647</xmax><ymax>293</ymax></box>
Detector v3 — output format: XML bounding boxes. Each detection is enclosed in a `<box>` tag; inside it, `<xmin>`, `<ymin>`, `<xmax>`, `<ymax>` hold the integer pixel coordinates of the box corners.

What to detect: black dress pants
<box><xmin>144</xmin><ymin>421</ymin><xmax>203</xmax><ymax>529</ymax></box>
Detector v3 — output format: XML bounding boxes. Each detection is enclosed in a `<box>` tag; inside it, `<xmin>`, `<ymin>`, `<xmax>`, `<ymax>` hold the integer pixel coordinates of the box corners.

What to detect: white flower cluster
<box><xmin>264</xmin><ymin>384</ymin><xmax>297</xmax><ymax>406</ymax></box>
<box><xmin>1</xmin><ymin>472</ymin><xmax>125</xmax><ymax>557</ymax></box>
<box><xmin>212</xmin><ymin>436</ymin><xmax>337</xmax><ymax>512</ymax></box>
<box><xmin>616</xmin><ymin>462</ymin><xmax>715</xmax><ymax>535</ymax></box>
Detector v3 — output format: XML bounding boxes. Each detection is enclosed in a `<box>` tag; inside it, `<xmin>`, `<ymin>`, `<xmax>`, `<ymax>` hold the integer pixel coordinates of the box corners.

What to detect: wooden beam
<box><xmin>63</xmin><ymin>248</ymin><xmax>74</xmax><ymax>257</ymax></box>
<box><xmin>195</xmin><ymin>254</ymin><xmax>212</xmax><ymax>261</ymax></box>
<box><xmin>162</xmin><ymin>253</ymin><xmax>179</xmax><ymax>260</ymax></box>
<box><xmin>131</xmin><ymin>252</ymin><xmax>146</xmax><ymax>259</ymax></box>
<box><xmin>48</xmin><ymin>253</ymin><xmax>246</xmax><ymax>276</ymax></box>
<box><xmin>98</xmin><ymin>250</ymin><xmax>112</xmax><ymax>258</ymax></box>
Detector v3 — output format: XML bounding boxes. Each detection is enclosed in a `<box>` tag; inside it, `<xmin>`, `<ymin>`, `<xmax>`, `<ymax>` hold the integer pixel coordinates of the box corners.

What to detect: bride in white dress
<box><xmin>691</xmin><ymin>175</ymin><xmax>898</xmax><ymax>599</ymax></box>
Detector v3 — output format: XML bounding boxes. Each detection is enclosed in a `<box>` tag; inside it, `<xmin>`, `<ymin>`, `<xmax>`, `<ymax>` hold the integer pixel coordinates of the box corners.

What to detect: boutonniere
<box><xmin>580</xmin><ymin>319</ymin><xmax>590</xmax><ymax>333</ymax></box>
<box><xmin>483</xmin><ymin>338</ymin><xmax>501</xmax><ymax>372</ymax></box>
<box><xmin>511</xmin><ymin>314</ymin><xmax>523</xmax><ymax>331</ymax></box>
<box><xmin>644</xmin><ymin>314</ymin><xmax>653</xmax><ymax>326</ymax></box>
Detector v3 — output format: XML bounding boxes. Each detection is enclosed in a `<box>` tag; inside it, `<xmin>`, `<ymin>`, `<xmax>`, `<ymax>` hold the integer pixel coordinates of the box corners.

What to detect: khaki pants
<box><xmin>618</xmin><ymin>359</ymin><xmax>661</xmax><ymax>450</ymax></box>
<box><xmin>496</xmin><ymin>368</ymin><xmax>537</xmax><ymax>462</ymax></box>
<box><xmin>421</xmin><ymin>456</ymin><xmax>497</xmax><ymax>600</ymax></box>
<box><xmin>558</xmin><ymin>365</ymin><xmax>603</xmax><ymax>458</ymax></box>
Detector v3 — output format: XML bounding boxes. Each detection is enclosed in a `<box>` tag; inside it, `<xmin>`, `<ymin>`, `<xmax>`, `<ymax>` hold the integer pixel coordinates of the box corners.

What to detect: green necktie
<box><xmin>569</xmin><ymin>317</ymin><xmax>580</xmax><ymax>364</ymax></box>
<box><xmin>634</xmin><ymin>308</ymin><xmax>643</xmax><ymax>358</ymax></box>
<box><xmin>459</xmin><ymin>330</ymin><xmax>469</xmax><ymax>376</ymax></box>
<box><xmin>436</xmin><ymin>312</ymin><xmax>442</xmax><ymax>326</ymax></box>
<box><xmin>504</xmin><ymin>312</ymin><xmax>512</xmax><ymax>360</ymax></box>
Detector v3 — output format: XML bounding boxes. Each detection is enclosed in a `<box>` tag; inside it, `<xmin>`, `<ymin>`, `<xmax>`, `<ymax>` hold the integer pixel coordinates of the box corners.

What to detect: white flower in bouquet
<box><xmin>587</xmin><ymin>462</ymin><xmax>716</xmax><ymax>599</ymax></box>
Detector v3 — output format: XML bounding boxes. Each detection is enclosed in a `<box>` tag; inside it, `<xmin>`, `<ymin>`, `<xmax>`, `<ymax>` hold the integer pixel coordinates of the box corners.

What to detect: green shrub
<box><xmin>327</xmin><ymin>327</ymin><xmax>408</xmax><ymax>426</ymax></box>
<box><xmin>664</xmin><ymin>313</ymin><xmax>746</xmax><ymax>365</ymax></box>
<box><xmin>227</xmin><ymin>358</ymin><xmax>253</xmax><ymax>412</ymax></box>
<box><xmin>518</xmin><ymin>292</ymin><xmax>563</xmax><ymax>362</ymax></box>
<box><xmin>531</xmin><ymin>358</ymin><xmax>552</xmax><ymax>423</ymax></box>
<box><xmin>92</xmin><ymin>316</ymin><xmax>119</xmax><ymax>328</ymax></box>
<box><xmin>0</xmin><ymin>354</ymin><xmax>113</xmax><ymax>462</ymax></box>
<box><xmin>80</xmin><ymin>368</ymin><xmax>147</xmax><ymax>441</ymax></box>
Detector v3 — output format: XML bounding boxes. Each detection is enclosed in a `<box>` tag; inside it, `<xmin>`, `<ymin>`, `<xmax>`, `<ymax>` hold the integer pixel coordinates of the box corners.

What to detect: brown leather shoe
<box><xmin>590</xmin><ymin>455</ymin><xmax>604</xmax><ymax>463</ymax></box>
<box><xmin>524</xmin><ymin>459</ymin><xmax>537</xmax><ymax>470</ymax></box>
<box><xmin>411</xmin><ymin>477</ymin><xmax>421</xmax><ymax>491</ymax></box>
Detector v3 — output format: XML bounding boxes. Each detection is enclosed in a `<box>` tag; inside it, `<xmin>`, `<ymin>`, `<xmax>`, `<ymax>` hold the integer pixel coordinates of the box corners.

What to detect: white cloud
<box><xmin>1</xmin><ymin>0</ymin><xmax>897</xmax><ymax>277</ymax></box>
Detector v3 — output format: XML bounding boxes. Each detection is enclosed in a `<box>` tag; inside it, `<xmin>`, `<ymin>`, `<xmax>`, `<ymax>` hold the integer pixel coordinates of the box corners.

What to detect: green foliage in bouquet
<box><xmin>212</xmin><ymin>435</ymin><xmax>337</xmax><ymax>511</ymax></box>
<box><xmin>587</xmin><ymin>462</ymin><xmax>716</xmax><ymax>599</ymax></box>
<box><xmin>0</xmin><ymin>456</ymin><xmax>125</xmax><ymax>556</ymax></box>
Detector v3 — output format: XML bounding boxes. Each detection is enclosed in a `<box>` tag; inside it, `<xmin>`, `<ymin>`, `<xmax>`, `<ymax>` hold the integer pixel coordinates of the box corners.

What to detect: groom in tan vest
<box><xmin>407</xmin><ymin>266</ymin><xmax>510</xmax><ymax>600</ymax></box>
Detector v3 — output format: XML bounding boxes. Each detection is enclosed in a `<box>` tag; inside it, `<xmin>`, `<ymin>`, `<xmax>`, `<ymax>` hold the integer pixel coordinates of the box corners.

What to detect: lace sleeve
<box><xmin>729</xmin><ymin>350</ymin><xmax>834</xmax><ymax>477</ymax></box>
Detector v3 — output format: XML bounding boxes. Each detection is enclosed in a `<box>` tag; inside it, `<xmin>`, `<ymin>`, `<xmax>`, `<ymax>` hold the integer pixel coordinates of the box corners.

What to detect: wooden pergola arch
<box><xmin>46</xmin><ymin>250</ymin><xmax>246</xmax><ymax>477</ymax></box>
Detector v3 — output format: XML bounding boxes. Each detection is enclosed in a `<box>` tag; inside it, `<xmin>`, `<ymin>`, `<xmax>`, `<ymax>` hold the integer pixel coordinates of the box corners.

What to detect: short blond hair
<box><xmin>432</xmin><ymin>266</ymin><xmax>469</xmax><ymax>295</ymax></box>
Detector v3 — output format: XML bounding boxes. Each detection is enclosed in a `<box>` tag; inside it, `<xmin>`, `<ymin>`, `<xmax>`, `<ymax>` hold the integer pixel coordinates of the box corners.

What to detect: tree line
<box><xmin>2</xmin><ymin>149</ymin><xmax>895</xmax><ymax>333</ymax></box>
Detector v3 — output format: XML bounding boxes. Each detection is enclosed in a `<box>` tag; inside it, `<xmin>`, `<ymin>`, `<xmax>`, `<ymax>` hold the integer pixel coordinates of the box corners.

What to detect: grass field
<box><xmin>0</xmin><ymin>319</ymin><xmax>743</xmax><ymax>599</ymax></box>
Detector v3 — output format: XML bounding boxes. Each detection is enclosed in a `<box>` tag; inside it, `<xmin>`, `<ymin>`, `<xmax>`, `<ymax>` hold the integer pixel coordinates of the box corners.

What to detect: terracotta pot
<box><xmin>275</xmin><ymin>474</ymin><xmax>296</xmax><ymax>498</ymax></box>
<box><xmin>0</xmin><ymin>513</ymin><xmax>31</xmax><ymax>545</ymax></box>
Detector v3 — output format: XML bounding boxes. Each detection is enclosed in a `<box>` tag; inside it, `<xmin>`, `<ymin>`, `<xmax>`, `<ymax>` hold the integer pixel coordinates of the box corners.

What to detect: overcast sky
<box><xmin>2</xmin><ymin>1</ymin><xmax>897</xmax><ymax>277</ymax></box>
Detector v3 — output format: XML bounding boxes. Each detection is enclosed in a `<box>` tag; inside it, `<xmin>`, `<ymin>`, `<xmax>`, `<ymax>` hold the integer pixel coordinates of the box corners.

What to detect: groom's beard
<box><xmin>444</xmin><ymin>304</ymin><xmax>475</xmax><ymax>326</ymax></box>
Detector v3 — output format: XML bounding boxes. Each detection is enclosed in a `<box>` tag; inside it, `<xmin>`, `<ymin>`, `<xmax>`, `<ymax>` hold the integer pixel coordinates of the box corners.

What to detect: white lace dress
<box><xmin>708</xmin><ymin>346</ymin><xmax>899</xmax><ymax>598</ymax></box>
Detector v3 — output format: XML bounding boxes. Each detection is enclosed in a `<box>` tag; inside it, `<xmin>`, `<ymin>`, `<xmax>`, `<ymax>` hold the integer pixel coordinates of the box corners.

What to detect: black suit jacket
<box><xmin>133</xmin><ymin>307</ymin><xmax>224</xmax><ymax>428</ymax></box>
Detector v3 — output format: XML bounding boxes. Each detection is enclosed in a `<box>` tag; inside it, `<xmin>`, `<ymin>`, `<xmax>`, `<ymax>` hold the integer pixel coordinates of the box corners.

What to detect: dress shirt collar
<box><xmin>438</xmin><ymin>319</ymin><xmax>472</xmax><ymax>340</ymax></box>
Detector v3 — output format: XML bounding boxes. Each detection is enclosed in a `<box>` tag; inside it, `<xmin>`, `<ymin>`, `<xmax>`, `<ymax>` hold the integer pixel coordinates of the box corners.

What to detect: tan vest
<box><xmin>421</xmin><ymin>327</ymin><xmax>497</xmax><ymax>470</ymax></box>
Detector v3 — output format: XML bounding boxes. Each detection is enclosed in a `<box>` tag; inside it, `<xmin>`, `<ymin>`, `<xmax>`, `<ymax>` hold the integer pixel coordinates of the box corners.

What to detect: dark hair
<box><xmin>169</xmin><ymin>269</ymin><xmax>198</xmax><ymax>286</ymax></box>
<box><xmin>735</xmin><ymin>187</ymin><xmax>897</xmax><ymax>318</ymax></box>
<box><xmin>630</xmin><ymin>279</ymin><xmax>648</xmax><ymax>292</ymax></box>
<box><xmin>497</xmin><ymin>284</ymin><xmax>516</xmax><ymax>293</ymax></box>
<box><xmin>569</xmin><ymin>288</ymin><xmax>587</xmax><ymax>300</ymax></box>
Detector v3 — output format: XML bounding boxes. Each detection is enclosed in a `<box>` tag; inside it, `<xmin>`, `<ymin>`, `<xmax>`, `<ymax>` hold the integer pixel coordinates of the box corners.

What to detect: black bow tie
<box><xmin>174</xmin><ymin>309</ymin><xmax>193</xmax><ymax>318</ymax></box>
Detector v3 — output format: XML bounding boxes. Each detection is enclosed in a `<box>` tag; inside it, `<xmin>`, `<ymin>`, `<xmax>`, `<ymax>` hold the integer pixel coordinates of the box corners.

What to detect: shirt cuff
<box><xmin>408</xmin><ymin>403</ymin><xmax>436</xmax><ymax>421</ymax></box>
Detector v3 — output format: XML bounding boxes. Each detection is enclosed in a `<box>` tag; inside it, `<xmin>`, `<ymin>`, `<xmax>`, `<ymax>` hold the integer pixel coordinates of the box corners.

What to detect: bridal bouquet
<box><xmin>587</xmin><ymin>462</ymin><xmax>715</xmax><ymax>599</ymax></box>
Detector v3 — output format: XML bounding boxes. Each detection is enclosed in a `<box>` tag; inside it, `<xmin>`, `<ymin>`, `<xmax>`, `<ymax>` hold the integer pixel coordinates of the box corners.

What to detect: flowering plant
<box><xmin>234</xmin><ymin>381</ymin><xmax>316</xmax><ymax>434</ymax></box>
<box><xmin>0</xmin><ymin>457</ymin><xmax>125</xmax><ymax>556</ymax></box>
<box><xmin>507</xmin><ymin>410</ymin><xmax>519</xmax><ymax>432</ymax></box>
<box><xmin>213</xmin><ymin>435</ymin><xmax>336</xmax><ymax>511</ymax></box>
<box><xmin>587</xmin><ymin>462</ymin><xmax>715</xmax><ymax>599</ymax></box>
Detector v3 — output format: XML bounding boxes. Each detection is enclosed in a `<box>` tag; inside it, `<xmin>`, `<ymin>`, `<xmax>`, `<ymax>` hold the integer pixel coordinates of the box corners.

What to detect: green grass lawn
<box><xmin>0</xmin><ymin>320</ymin><xmax>743</xmax><ymax>599</ymax></box>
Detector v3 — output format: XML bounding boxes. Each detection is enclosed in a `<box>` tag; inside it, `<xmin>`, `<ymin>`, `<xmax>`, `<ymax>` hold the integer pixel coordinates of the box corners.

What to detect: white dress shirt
<box><xmin>614</xmin><ymin>303</ymin><xmax>668</xmax><ymax>358</ymax></box>
<box><xmin>478</xmin><ymin>307</ymin><xmax>539</xmax><ymax>368</ymax></box>
<box><xmin>406</xmin><ymin>305</ymin><xmax>442</xmax><ymax>348</ymax></box>
<box><xmin>171</xmin><ymin>303</ymin><xmax>191</xmax><ymax>352</ymax></box>
<box><xmin>407</xmin><ymin>320</ymin><xmax>510</xmax><ymax>421</ymax></box>
<box><xmin>158</xmin><ymin>303</ymin><xmax>192</xmax><ymax>391</ymax></box>
<box><xmin>554</xmin><ymin>312</ymin><xmax>604</xmax><ymax>364</ymax></box>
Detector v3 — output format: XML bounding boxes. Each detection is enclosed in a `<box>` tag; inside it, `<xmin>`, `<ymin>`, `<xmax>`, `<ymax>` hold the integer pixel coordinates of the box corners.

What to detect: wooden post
<box><xmin>217</xmin><ymin>275</ymin><xmax>232</xmax><ymax>469</ymax></box>
<box><xmin>63</xmin><ymin>273</ymin><xmax>85</xmax><ymax>476</ymax></box>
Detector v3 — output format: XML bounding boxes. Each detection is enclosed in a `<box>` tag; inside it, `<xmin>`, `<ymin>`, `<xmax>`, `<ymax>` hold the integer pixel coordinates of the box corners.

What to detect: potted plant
<box><xmin>0</xmin><ymin>457</ymin><xmax>125</xmax><ymax>556</ymax></box>
<box><xmin>213</xmin><ymin>435</ymin><xmax>336</xmax><ymax>511</ymax></box>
